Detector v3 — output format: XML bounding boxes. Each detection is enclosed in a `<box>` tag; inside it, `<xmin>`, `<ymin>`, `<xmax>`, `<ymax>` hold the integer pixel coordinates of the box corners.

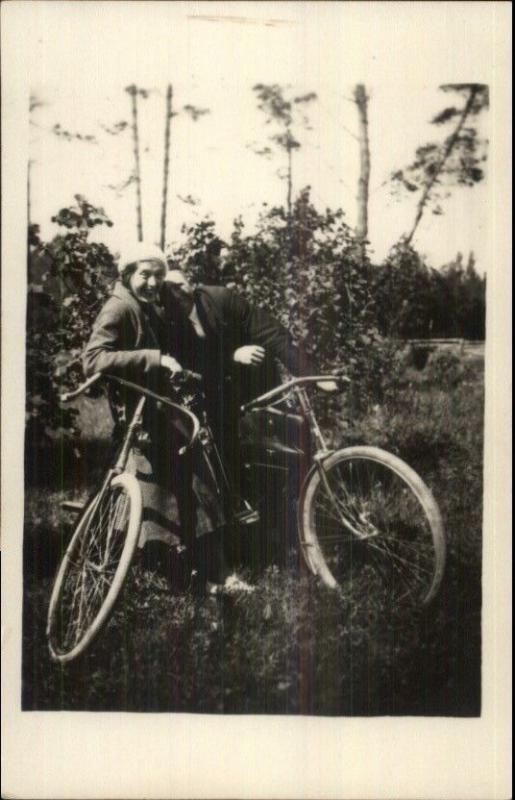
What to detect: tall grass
<box><xmin>22</xmin><ymin>358</ymin><xmax>483</xmax><ymax>715</ymax></box>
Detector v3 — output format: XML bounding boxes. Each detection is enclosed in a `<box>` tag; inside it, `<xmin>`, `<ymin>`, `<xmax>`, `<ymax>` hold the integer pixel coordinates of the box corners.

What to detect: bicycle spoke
<box><xmin>368</xmin><ymin>538</ymin><xmax>432</xmax><ymax>578</ymax></box>
<box><xmin>302</xmin><ymin>452</ymin><xmax>442</xmax><ymax>608</ymax></box>
<box><xmin>367</xmin><ymin>541</ymin><xmax>423</xmax><ymax>589</ymax></box>
<box><xmin>49</xmin><ymin>482</ymin><xmax>135</xmax><ymax>658</ymax></box>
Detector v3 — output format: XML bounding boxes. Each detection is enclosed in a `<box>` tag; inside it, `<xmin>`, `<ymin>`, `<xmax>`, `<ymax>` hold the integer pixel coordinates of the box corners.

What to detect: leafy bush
<box><xmin>26</xmin><ymin>189</ymin><xmax>485</xmax><ymax>449</ymax></box>
<box><xmin>373</xmin><ymin>243</ymin><xmax>486</xmax><ymax>341</ymax></box>
<box><xmin>173</xmin><ymin>189</ymin><xmax>398</xmax><ymax>409</ymax></box>
<box><xmin>26</xmin><ymin>197</ymin><xmax>116</xmax><ymax>443</ymax></box>
<box><xmin>425</xmin><ymin>348</ymin><xmax>464</xmax><ymax>387</ymax></box>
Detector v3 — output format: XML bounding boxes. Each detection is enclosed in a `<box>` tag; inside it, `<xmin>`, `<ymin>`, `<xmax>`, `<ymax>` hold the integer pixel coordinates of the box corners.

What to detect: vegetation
<box><xmin>390</xmin><ymin>83</ymin><xmax>489</xmax><ymax>243</ymax></box>
<box><xmin>27</xmin><ymin>192</ymin><xmax>486</xmax><ymax>448</ymax></box>
<box><xmin>22</xmin><ymin>355</ymin><xmax>484</xmax><ymax>714</ymax></box>
<box><xmin>22</xmin><ymin>78</ymin><xmax>486</xmax><ymax>718</ymax></box>
<box><xmin>26</xmin><ymin>197</ymin><xmax>116</xmax><ymax>445</ymax></box>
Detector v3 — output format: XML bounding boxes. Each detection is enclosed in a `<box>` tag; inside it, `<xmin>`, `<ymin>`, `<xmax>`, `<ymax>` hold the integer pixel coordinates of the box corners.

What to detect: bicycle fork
<box><xmin>94</xmin><ymin>395</ymin><xmax>147</xmax><ymax>568</ymax></box>
<box><xmin>295</xmin><ymin>386</ymin><xmax>376</xmax><ymax>542</ymax></box>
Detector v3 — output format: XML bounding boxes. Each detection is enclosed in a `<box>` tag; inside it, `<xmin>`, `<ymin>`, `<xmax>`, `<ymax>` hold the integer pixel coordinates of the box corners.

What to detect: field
<box><xmin>22</xmin><ymin>351</ymin><xmax>484</xmax><ymax>715</ymax></box>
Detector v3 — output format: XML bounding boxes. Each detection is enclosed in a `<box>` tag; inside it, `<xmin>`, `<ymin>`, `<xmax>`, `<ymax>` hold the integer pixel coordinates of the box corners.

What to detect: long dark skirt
<box><xmin>125</xmin><ymin>403</ymin><xmax>225</xmax><ymax>551</ymax></box>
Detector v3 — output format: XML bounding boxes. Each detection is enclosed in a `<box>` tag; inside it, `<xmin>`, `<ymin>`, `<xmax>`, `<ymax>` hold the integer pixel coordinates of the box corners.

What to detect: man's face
<box><xmin>165</xmin><ymin>270</ymin><xmax>194</xmax><ymax>315</ymax></box>
<box><xmin>129</xmin><ymin>260</ymin><xmax>166</xmax><ymax>304</ymax></box>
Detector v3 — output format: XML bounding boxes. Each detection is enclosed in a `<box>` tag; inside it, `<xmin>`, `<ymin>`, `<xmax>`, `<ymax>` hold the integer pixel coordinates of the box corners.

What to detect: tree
<box><xmin>373</xmin><ymin>242</ymin><xmax>436</xmax><ymax>339</ymax></box>
<box><xmin>125</xmin><ymin>85</ymin><xmax>148</xmax><ymax>241</ymax></box>
<box><xmin>160</xmin><ymin>85</ymin><xmax>173</xmax><ymax>250</ymax></box>
<box><xmin>433</xmin><ymin>251</ymin><xmax>486</xmax><ymax>340</ymax></box>
<box><xmin>251</xmin><ymin>84</ymin><xmax>317</xmax><ymax>224</ymax></box>
<box><xmin>391</xmin><ymin>83</ymin><xmax>489</xmax><ymax>244</ymax></box>
<box><xmin>354</xmin><ymin>84</ymin><xmax>371</xmax><ymax>260</ymax></box>
<box><xmin>159</xmin><ymin>93</ymin><xmax>210</xmax><ymax>251</ymax></box>
<box><xmin>173</xmin><ymin>191</ymin><xmax>392</xmax><ymax>407</ymax></box>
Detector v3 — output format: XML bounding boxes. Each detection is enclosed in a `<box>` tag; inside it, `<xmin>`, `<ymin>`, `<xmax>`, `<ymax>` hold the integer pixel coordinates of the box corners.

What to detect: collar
<box><xmin>111</xmin><ymin>281</ymin><xmax>164</xmax><ymax>320</ymax></box>
<box><xmin>194</xmin><ymin>286</ymin><xmax>227</xmax><ymax>331</ymax></box>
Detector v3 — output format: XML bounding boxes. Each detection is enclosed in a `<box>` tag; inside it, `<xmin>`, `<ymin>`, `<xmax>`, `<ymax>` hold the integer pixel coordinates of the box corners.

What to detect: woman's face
<box><xmin>129</xmin><ymin>260</ymin><xmax>166</xmax><ymax>304</ymax></box>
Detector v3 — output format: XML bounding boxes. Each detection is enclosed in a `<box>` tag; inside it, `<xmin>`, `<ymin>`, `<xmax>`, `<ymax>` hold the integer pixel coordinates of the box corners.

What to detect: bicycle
<box><xmin>47</xmin><ymin>370</ymin><xmax>445</xmax><ymax>663</ymax></box>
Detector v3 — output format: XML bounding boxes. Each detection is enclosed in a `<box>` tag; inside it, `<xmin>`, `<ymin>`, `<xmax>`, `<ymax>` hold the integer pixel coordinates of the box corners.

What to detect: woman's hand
<box><xmin>160</xmin><ymin>354</ymin><xmax>183</xmax><ymax>377</ymax></box>
<box><xmin>233</xmin><ymin>345</ymin><xmax>266</xmax><ymax>366</ymax></box>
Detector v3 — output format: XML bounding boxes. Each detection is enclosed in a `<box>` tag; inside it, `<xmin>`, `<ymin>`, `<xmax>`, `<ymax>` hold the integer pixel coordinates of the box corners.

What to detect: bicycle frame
<box><xmin>61</xmin><ymin>371</ymin><xmax>232</xmax><ymax>511</ymax></box>
<box><xmin>241</xmin><ymin>375</ymin><xmax>354</xmax><ymax>533</ymax></box>
<box><xmin>61</xmin><ymin>371</ymin><xmax>351</xmax><ymax>530</ymax></box>
<box><xmin>241</xmin><ymin>375</ymin><xmax>349</xmax><ymax>453</ymax></box>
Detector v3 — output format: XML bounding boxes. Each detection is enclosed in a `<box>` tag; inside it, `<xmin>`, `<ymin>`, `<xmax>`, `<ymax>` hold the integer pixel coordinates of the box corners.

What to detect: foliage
<box><xmin>390</xmin><ymin>83</ymin><xmax>489</xmax><ymax>240</ymax></box>
<box><xmin>373</xmin><ymin>241</ymin><xmax>434</xmax><ymax>337</ymax></box>
<box><xmin>252</xmin><ymin>84</ymin><xmax>317</xmax><ymax>216</ymax></box>
<box><xmin>173</xmin><ymin>188</ymin><xmax>394</xmax><ymax>406</ymax></box>
<box><xmin>433</xmin><ymin>252</ymin><xmax>486</xmax><ymax>339</ymax></box>
<box><xmin>373</xmin><ymin>243</ymin><xmax>486</xmax><ymax>340</ymax></box>
<box><xmin>425</xmin><ymin>348</ymin><xmax>464</xmax><ymax>388</ymax></box>
<box><xmin>169</xmin><ymin>218</ymin><xmax>225</xmax><ymax>284</ymax></box>
<box><xmin>26</xmin><ymin>196</ymin><xmax>116</xmax><ymax>443</ymax></box>
<box><xmin>23</xmin><ymin>359</ymin><xmax>483</xmax><ymax>715</ymax></box>
<box><xmin>27</xmin><ymin>190</ymin><xmax>485</xmax><ymax>446</ymax></box>
<box><xmin>252</xmin><ymin>83</ymin><xmax>317</xmax><ymax>148</ymax></box>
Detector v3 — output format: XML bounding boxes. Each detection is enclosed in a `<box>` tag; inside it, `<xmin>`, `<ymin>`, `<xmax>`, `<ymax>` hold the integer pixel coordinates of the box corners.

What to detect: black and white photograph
<box><xmin>2</xmin><ymin>1</ymin><xmax>511</xmax><ymax>798</ymax></box>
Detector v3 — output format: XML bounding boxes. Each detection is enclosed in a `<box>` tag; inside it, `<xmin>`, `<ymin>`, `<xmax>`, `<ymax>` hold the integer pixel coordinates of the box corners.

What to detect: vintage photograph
<box><xmin>2</xmin><ymin>0</ymin><xmax>509</xmax><ymax>797</ymax></box>
<box><xmin>19</xmin><ymin>4</ymin><xmax>490</xmax><ymax>719</ymax></box>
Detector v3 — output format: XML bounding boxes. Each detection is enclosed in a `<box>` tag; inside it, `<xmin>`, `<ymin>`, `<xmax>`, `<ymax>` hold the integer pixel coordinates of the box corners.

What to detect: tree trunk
<box><xmin>354</xmin><ymin>84</ymin><xmax>370</xmax><ymax>259</ymax></box>
<box><xmin>286</xmin><ymin>134</ymin><xmax>293</xmax><ymax>259</ymax></box>
<box><xmin>405</xmin><ymin>85</ymin><xmax>480</xmax><ymax>245</ymax></box>
<box><xmin>160</xmin><ymin>85</ymin><xmax>173</xmax><ymax>252</ymax></box>
<box><xmin>27</xmin><ymin>159</ymin><xmax>32</xmax><ymax>227</ymax></box>
<box><xmin>286</xmin><ymin>139</ymin><xmax>293</xmax><ymax>220</ymax></box>
<box><xmin>127</xmin><ymin>85</ymin><xmax>143</xmax><ymax>242</ymax></box>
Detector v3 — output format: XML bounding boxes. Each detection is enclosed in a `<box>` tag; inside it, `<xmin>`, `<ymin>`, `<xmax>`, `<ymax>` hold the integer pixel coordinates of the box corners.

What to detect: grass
<box><xmin>22</xmin><ymin>357</ymin><xmax>484</xmax><ymax>715</ymax></box>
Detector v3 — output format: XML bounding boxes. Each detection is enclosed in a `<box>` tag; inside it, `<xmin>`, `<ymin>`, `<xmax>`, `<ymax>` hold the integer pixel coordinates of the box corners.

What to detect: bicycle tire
<box><xmin>47</xmin><ymin>472</ymin><xmax>143</xmax><ymax>663</ymax></box>
<box><xmin>298</xmin><ymin>446</ymin><xmax>445</xmax><ymax>607</ymax></box>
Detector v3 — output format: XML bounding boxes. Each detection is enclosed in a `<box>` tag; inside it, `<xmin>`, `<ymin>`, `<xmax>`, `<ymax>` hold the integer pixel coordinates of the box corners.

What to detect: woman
<box><xmin>83</xmin><ymin>242</ymin><xmax>225</xmax><ymax>584</ymax></box>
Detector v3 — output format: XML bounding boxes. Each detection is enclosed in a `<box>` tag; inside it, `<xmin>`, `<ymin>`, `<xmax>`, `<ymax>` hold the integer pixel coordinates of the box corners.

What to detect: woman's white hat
<box><xmin>117</xmin><ymin>241</ymin><xmax>167</xmax><ymax>273</ymax></box>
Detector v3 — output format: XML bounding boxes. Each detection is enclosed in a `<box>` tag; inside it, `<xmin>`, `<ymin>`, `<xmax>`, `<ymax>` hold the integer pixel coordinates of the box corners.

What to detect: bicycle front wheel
<box><xmin>299</xmin><ymin>447</ymin><xmax>445</xmax><ymax>608</ymax></box>
<box><xmin>47</xmin><ymin>472</ymin><xmax>142</xmax><ymax>663</ymax></box>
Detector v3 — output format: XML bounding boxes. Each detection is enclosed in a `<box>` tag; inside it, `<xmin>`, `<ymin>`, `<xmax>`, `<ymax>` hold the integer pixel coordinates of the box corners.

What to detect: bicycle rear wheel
<box><xmin>299</xmin><ymin>447</ymin><xmax>445</xmax><ymax>608</ymax></box>
<box><xmin>47</xmin><ymin>472</ymin><xmax>142</xmax><ymax>663</ymax></box>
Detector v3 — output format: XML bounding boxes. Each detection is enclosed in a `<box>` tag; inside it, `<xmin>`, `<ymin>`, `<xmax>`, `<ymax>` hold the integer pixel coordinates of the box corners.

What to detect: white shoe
<box><xmin>222</xmin><ymin>573</ymin><xmax>255</xmax><ymax>595</ymax></box>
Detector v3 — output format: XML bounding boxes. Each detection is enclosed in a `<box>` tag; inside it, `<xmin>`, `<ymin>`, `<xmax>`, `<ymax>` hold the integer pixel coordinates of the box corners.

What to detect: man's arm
<box><xmin>228</xmin><ymin>290</ymin><xmax>313</xmax><ymax>376</ymax></box>
<box><xmin>228</xmin><ymin>290</ymin><xmax>338</xmax><ymax>391</ymax></box>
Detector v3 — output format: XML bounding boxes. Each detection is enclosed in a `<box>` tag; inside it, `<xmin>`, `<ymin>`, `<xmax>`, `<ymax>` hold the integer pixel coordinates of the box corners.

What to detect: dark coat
<box><xmin>164</xmin><ymin>284</ymin><xmax>313</xmax><ymax>408</ymax></box>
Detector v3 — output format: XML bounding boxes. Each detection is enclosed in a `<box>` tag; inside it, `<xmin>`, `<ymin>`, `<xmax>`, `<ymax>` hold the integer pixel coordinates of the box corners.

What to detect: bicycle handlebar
<box><xmin>59</xmin><ymin>370</ymin><xmax>203</xmax><ymax>450</ymax></box>
<box><xmin>59</xmin><ymin>369</ymin><xmax>202</xmax><ymax>403</ymax></box>
<box><xmin>60</xmin><ymin>371</ymin><xmax>346</xmax><ymax>448</ymax></box>
<box><xmin>241</xmin><ymin>375</ymin><xmax>350</xmax><ymax>413</ymax></box>
<box><xmin>59</xmin><ymin>372</ymin><xmax>103</xmax><ymax>402</ymax></box>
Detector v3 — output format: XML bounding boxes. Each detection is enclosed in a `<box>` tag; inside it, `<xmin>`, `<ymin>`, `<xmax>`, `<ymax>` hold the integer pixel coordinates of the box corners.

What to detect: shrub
<box><xmin>26</xmin><ymin>196</ymin><xmax>116</xmax><ymax>444</ymax></box>
<box><xmin>172</xmin><ymin>189</ymin><xmax>399</xmax><ymax>411</ymax></box>
<box><xmin>425</xmin><ymin>348</ymin><xmax>464</xmax><ymax>387</ymax></box>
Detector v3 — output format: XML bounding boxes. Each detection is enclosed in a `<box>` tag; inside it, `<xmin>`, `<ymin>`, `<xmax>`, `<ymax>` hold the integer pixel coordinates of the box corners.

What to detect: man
<box><xmin>83</xmin><ymin>243</ymin><xmax>224</xmax><ymax>586</ymax></box>
<box><xmin>161</xmin><ymin>269</ymin><xmax>338</xmax><ymax>530</ymax></box>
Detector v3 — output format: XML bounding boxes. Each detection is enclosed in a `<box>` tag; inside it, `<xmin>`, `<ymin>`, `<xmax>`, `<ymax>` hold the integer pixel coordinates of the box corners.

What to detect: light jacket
<box><xmin>83</xmin><ymin>281</ymin><xmax>165</xmax><ymax>382</ymax></box>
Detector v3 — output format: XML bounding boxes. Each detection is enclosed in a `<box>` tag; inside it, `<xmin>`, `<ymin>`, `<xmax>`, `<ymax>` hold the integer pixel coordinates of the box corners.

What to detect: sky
<box><xmin>25</xmin><ymin>1</ymin><xmax>494</xmax><ymax>271</ymax></box>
